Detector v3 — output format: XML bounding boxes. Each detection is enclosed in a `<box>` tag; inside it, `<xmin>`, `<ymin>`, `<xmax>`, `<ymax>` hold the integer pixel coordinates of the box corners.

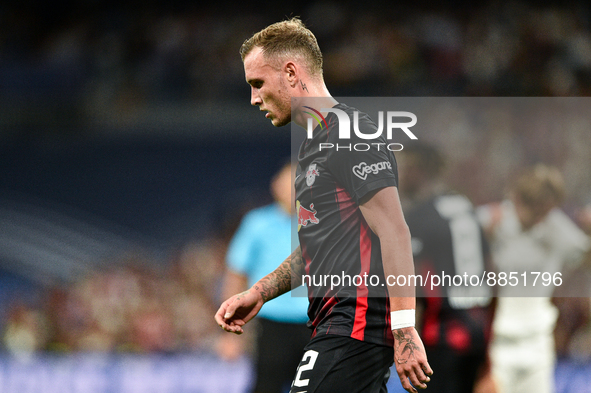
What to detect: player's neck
<box><xmin>277</xmin><ymin>200</ymin><xmax>292</xmax><ymax>216</ymax></box>
<box><xmin>292</xmin><ymin>94</ymin><xmax>338</xmax><ymax>129</ymax></box>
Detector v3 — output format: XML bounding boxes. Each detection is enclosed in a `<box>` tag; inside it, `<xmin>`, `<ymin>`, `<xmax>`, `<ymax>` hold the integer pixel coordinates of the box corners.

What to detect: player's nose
<box><xmin>250</xmin><ymin>88</ymin><xmax>262</xmax><ymax>106</ymax></box>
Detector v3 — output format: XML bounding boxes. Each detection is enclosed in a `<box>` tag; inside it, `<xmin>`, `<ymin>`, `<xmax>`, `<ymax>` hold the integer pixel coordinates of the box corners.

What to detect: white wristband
<box><xmin>391</xmin><ymin>309</ymin><xmax>415</xmax><ymax>330</ymax></box>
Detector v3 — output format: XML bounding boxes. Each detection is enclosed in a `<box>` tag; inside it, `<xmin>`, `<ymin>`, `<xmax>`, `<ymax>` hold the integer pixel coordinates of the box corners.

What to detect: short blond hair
<box><xmin>512</xmin><ymin>164</ymin><xmax>565</xmax><ymax>208</ymax></box>
<box><xmin>239</xmin><ymin>17</ymin><xmax>323</xmax><ymax>78</ymax></box>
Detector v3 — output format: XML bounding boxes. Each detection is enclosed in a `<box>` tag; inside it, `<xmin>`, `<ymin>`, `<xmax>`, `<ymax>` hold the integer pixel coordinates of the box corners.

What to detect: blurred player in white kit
<box><xmin>477</xmin><ymin>164</ymin><xmax>590</xmax><ymax>393</ymax></box>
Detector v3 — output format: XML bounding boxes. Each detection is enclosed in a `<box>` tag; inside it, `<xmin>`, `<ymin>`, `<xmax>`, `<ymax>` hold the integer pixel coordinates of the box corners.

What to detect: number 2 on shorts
<box><xmin>293</xmin><ymin>350</ymin><xmax>319</xmax><ymax>387</ymax></box>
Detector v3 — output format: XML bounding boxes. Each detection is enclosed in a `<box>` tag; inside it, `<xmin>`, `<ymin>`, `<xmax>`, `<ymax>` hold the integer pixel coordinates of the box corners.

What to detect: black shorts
<box><xmin>420</xmin><ymin>346</ymin><xmax>486</xmax><ymax>393</ymax></box>
<box><xmin>253</xmin><ymin>318</ymin><xmax>312</xmax><ymax>393</ymax></box>
<box><xmin>289</xmin><ymin>335</ymin><xmax>394</xmax><ymax>393</ymax></box>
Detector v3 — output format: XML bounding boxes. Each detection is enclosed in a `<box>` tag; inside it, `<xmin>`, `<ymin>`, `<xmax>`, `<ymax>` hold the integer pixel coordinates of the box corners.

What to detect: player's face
<box><xmin>244</xmin><ymin>47</ymin><xmax>292</xmax><ymax>127</ymax></box>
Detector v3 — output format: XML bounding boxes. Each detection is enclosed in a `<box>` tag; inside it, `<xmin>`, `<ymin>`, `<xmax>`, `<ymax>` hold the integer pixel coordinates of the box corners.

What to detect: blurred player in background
<box><xmin>552</xmin><ymin>198</ymin><xmax>591</xmax><ymax>361</ymax></box>
<box><xmin>477</xmin><ymin>164</ymin><xmax>590</xmax><ymax>393</ymax></box>
<box><xmin>215</xmin><ymin>17</ymin><xmax>432</xmax><ymax>393</ymax></box>
<box><xmin>398</xmin><ymin>142</ymin><xmax>495</xmax><ymax>393</ymax></box>
<box><xmin>217</xmin><ymin>161</ymin><xmax>310</xmax><ymax>393</ymax></box>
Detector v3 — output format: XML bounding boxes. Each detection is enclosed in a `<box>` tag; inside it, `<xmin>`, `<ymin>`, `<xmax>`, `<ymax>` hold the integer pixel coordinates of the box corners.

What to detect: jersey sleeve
<box><xmin>327</xmin><ymin>131</ymin><xmax>398</xmax><ymax>204</ymax></box>
<box><xmin>225</xmin><ymin>212</ymin><xmax>259</xmax><ymax>275</ymax></box>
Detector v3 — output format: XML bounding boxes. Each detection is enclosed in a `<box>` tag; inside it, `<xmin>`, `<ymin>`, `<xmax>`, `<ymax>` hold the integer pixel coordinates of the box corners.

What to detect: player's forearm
<box><xmin>251</xmin><ymin>246</ymin><xmax>304</xmax><ymax>302</ymax></box>
<box><xmin>359</xmin><ymin>187</ymin><xmax>416</xmax><ymax>311</ymax></box>
<box><xmin>382</xmin><ymin>223</ymin><xmax>416</xmax><ymax>311</ymax></box>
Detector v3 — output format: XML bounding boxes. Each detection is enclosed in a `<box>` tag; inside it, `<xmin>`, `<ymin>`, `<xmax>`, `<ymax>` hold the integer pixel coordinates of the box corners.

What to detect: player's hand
<box><xmin>214</xmin><ymin>289</ymin><xmax>264</xmax><ymax>334</ymax></box>
<box><xmin>392</xmin><ymin>326</ymin><xmax>433</xmax><ymax>393</ymax></box>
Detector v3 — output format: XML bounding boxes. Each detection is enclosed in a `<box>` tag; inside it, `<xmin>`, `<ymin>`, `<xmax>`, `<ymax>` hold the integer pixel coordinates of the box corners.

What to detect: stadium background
<box><xmin>1</xmin><ymin>0</ymin><xmax>591</xmax><ymax>392</ymax></box>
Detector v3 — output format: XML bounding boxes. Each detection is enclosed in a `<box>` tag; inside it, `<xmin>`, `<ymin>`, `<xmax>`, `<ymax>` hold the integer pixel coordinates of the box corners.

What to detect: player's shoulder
<box><xmin>408</xmin><ymin>193</ymin><xmax>474</xmax><ymax>230</ymax></box>
<box><xmin>433</xmin><ymin>193</ymin><xmax>475</xmax><ymax>215</ymax></box>
<box><xmin>245</xmin><ymin>203</ymin><xmax>280</xmax><ymax>218</ymax></box>
<box><xmin>326</xmin><ymin>103</ymin><xmax>383</xmax><ymax>143</ymax></box>
<box><xmin>239</xmin><ymin>204</ymin><xmax>282</xmax><ymax>227</ymax></box>
<box><xmin>324</xmin><ymin>103</ymin><xmax>391</xmax><ymax>167</ymax></box>
<box><xmin>545</xmin><ymin>208</ymin><xmax>589</xmax><ymax>245</ymax></box>
<box><xmin>333</xmin><ymin>102</ymin><xmax>370</xmax><ymax>119</ymax></box>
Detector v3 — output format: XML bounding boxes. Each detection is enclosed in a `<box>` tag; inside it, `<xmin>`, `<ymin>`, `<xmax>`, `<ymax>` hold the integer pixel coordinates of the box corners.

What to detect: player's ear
<box><xmin>285</xmin><ymin>61</ymin><xmax>298</xmax><ymax>88</ymax></box>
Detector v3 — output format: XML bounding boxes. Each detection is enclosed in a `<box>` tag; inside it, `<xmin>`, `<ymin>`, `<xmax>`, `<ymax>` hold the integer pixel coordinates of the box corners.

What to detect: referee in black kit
<box><xmin>215</xmin><ymin>17</ymin><xmax>432</xmax><ymax>393</ymax></box>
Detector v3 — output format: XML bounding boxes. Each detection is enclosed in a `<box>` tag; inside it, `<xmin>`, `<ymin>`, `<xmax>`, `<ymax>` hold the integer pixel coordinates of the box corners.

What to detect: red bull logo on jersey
<box><xmin>296</xmin><ymin>200</ymin><xmax>319</xmax><ymax>231</ymax></box>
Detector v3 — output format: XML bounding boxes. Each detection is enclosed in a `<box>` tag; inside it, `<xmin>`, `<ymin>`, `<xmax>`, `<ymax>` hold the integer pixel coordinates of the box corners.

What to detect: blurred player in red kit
<box><xmin>398</xmin><ymin>142</ymin><xmax>496</xmax><ymax>393</ymax></box>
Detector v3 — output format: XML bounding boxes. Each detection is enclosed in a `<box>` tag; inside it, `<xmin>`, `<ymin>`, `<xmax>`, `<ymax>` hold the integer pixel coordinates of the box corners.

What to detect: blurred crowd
<box><xmin>2</xmin><ymin>0</ymin><xmax>591</xmax><ymax>128</ymax></box>
<box><xmin>1</xmin><ymin>238</ymin><xmax>227</xmax><ymax>357</ymax></box>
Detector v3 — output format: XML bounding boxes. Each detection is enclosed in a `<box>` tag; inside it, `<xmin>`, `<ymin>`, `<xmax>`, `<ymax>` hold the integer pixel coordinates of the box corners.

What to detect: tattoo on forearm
<box><xmin>254</xmin><ymin>247</ymin><xmax>303</xmax><ymax>302</ymax></box>
<box><xmin>233</xmin><ymin>289</ymin><xmax>250</xmax><ymax>303</ymax></box>
<box><xmin>290</xmin><ymin>246</ymin><xmax>305</xmax><ymax>284</ymax></box>
<box><xmin>392</xmin><ymin>329</ymin><xmax>421</xmax><ymax>365</ymax></box>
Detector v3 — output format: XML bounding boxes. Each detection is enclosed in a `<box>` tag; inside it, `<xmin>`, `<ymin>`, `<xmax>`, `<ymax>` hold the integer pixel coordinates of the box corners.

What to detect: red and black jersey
<box><xmin>295</xmin><ymin>103</ymin><xmax>397</xmax><ymax>347</ymax></box>
<box><xmin>405</xmin><ymin>193</ymin><xmax>494</xmax><ymax>355</ymax></box>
